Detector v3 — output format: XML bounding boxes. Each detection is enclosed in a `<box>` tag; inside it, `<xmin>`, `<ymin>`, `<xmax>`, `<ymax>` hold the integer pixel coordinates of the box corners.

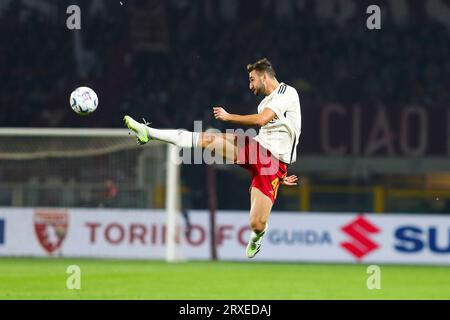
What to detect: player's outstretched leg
<box><xmin>246</xmin><ymin>187</ymin><xmax>273</xmax><ymax>258</ymax></box>
<box><xmin>124</xmin><ymin>115</ymin><xmax>200</xmax><ymax>148</ymax></box>
<box><xmin>124</xmin><ymin>115</ymin><xmax>237</xmax><ymax>162</ymax></box>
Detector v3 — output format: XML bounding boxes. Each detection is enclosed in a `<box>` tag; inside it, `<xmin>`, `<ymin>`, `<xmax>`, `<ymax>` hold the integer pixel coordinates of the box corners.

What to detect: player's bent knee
<box><xmin>250</xmin><ymin>217</ymin><xmax>267</xmax><ymax>233</ymax></box>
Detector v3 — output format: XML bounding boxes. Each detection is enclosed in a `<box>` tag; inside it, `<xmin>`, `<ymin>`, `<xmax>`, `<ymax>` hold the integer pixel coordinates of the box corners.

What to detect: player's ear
<box><xmin>261</xmin><ymin>72</ymin><xmax>267</xmax><ymax>82</ymax></box>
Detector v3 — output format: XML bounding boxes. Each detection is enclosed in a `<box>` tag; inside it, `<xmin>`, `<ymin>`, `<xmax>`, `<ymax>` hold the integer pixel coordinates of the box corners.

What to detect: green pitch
<box><xmin>0</xmin><ymin>258</ymin><xmax>448</xmax><ymax>299</ymax></box>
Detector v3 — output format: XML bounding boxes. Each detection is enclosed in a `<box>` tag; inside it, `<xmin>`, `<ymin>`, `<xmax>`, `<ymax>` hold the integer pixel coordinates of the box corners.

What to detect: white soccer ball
<box><xmin>70</xmin><ymin>87</ymin><xmax>98</xmax><ymax>115</ymax></box>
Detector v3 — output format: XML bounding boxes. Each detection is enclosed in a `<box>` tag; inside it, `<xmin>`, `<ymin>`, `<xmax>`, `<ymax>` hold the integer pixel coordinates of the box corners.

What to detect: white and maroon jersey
<box><xmin>254</xmin><ymin>82</ymin><xmax>301</xmax><ymax>164</ymax></box>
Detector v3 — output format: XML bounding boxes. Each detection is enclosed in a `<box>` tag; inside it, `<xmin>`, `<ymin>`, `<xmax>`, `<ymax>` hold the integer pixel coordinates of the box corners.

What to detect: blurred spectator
<box><xmin>98</xmin><ymin>179</ymin><xmax>119</xmax><ymax>208</ymax></box>
<box><xmin>0</xmin><ymin>0</ymin><xmax>449</xmax><ymax>130</ymax></box>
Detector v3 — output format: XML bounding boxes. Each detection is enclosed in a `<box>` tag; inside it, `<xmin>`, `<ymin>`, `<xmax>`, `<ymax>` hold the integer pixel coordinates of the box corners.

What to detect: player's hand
<box><xmin>281</xmin><ymin>175</ymin><xmax>298</xmax><ymax>186</ymax></box>
<box><xmin>213</xmin><ymin>107</ymin><xmax>231</xmax><ymax>122</ymax></box>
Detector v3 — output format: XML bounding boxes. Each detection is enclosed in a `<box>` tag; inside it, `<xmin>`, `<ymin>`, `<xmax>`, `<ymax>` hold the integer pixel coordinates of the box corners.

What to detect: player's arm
<box><xmin>213</xmin><ymin>107</ymin><xmax>276</xmax><ymax>127</ymax></box>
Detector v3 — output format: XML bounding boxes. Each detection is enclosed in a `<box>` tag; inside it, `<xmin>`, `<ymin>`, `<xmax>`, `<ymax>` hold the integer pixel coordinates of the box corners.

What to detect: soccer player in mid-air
<box><xmin>124</xmin><ymin>58</ymin><xmax>301</xmax><ymax>258</ymax></box>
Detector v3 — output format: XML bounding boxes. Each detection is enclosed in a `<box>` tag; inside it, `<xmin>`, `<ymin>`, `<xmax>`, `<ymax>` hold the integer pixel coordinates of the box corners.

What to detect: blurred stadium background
<box><xmin>0</xmin><ymin>0</ymin><xmax>450</xmax><ymax>299</ymax></box>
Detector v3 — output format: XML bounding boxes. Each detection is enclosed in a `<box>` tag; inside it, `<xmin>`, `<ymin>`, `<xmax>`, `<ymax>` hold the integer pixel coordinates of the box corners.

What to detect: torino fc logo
<box><xmin>34</xmin><ymin>211</ymin><xmax>69</xmax><ymax>254</ymax></box>
<box><xmin>340</xmin><ymin>216</ymin><xmax>380</xmax><ymax>260</ymax></box>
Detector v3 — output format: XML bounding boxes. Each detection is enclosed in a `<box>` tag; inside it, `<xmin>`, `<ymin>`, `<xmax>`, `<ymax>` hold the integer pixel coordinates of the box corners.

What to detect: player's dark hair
<box><xmin>246</xmin><ymin>58</ymin><xmax>276</xmax><ymax>78</ymax></box>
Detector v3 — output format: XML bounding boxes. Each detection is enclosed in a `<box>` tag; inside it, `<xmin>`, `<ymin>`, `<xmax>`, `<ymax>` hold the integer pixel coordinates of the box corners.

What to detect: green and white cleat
<box><xmin>246</xmin><ymin>233</ymin><xmax>265</xmax><ymax>259</ymax></box>
<box><xmin>246</xmin><ymin>239</ymin><xmax>262</xmax><ymax>259</ymax></box>
<box><xmin>246</xmin><ymin>225</ymin><xmax>268</xmax><ymax>259</ymax></box>
<box><xmin>124</xmin><ymin>115</ymin><xmax>150</xmax><ymax>145</ymax></box>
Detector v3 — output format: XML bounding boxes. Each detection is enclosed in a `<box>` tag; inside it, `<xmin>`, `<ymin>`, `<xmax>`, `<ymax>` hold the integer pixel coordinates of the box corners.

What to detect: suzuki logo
<box><xmin>340</xmin><ymin>216</ymin><xmax>380</xmax><ymax>260</ymax></box>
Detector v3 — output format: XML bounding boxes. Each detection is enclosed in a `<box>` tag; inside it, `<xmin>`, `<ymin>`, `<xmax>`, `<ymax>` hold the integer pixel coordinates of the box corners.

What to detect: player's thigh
<box><xmin>222</xmin><ymin>133</ymin><xmax>237</xmax><ymax>145</ymax></box>
<box><xmin>249</xmin><ymin>187</ymin><xmax>273</xmax><ymax>226</ymax></box>
<box><xmin>199</xmin><ymin>132</ymin><xmax>235</xmax><ymax>147</ymax></box>
<box><xmin>199</xmin><ymin>132</ymin><xmax>237</xmax><ymax>160</ymax></box>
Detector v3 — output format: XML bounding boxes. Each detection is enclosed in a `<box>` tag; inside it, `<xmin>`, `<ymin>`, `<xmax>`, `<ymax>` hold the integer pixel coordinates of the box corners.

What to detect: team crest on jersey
<box><xmin>34</xmin><ymin>210</ymin><xmax>69</xmax><ymax>254</ymax></box>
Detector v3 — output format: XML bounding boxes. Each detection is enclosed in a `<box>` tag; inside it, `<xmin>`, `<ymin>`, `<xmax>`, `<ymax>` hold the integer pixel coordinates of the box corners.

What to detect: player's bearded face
<box><xmin>254</xmin><ymin>81</ymin><xmax>265</xmax><ymax>96</ymax></box>
<box><xmin>249</xmin><ymin>73</ymin><xmax>265</xmax><ymax>96</ymax></box>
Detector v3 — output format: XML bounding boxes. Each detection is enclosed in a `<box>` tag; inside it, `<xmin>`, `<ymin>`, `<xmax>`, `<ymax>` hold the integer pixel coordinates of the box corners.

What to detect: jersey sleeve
<box><xmin>264</xmin><ymin>93</ymin><xmax>291</xmax><ymax>119</ymax></box>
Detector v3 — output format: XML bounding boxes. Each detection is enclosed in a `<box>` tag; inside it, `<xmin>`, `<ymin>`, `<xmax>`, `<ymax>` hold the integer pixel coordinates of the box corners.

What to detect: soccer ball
<box><xmin>70</xmin><ymin>87</ymin><xmax>98</xmax><ymax>115</ymax></box>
